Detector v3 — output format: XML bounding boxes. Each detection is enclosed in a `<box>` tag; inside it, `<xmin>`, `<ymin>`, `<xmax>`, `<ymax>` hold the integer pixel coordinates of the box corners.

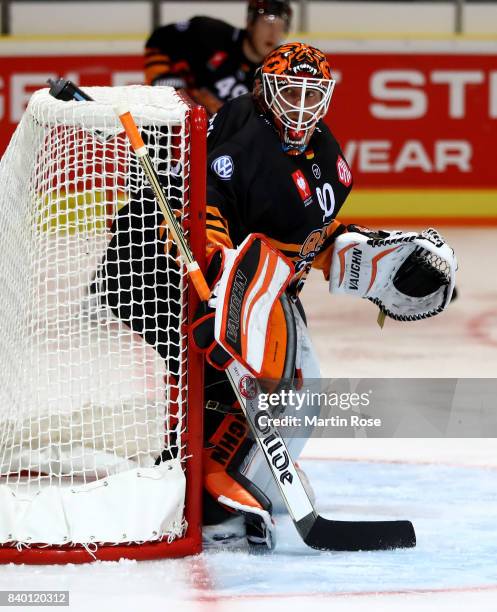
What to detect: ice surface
<box><xmin>2</xmin><ymin>456</ymin><xmax>496</xmax><ymax>611</ymax></box>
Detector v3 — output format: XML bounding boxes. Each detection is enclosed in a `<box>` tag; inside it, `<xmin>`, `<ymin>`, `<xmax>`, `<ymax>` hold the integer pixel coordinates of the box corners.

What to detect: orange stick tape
<box><xmin>189</xmin><ymin>268</ymin><xmax>211</xmax><ymax>302</ymax></box>
<box><xmin>117</xmin><ymin>110</ymin><xmax>145</xmax><ymax>152</ymax></box>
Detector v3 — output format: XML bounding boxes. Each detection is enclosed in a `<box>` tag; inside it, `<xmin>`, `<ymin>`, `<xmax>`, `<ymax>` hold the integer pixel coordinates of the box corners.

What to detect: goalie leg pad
<box><xmin>237</xmin><ymin>301</ymin><xmax>321</xmax><ymax>512</ymax></box>
<box><xmin>203</xmin><ymin>409</ymin><xmax>275</xmax><ymax>549</ymax></box>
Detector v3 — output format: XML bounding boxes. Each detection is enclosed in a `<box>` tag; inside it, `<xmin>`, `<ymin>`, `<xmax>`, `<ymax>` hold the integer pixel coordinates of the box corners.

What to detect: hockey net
<box><xmin>0</xmin><ymin>86</ymin><xmax>205</xmax><ymax>563</ymax></box>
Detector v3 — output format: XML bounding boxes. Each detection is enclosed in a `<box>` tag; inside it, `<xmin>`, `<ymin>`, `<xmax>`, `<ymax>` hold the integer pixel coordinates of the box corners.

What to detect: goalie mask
<box><xmin>256</xmin><ymin>42</ymin><xmax>336</xmax><ymax>155</ymax></box>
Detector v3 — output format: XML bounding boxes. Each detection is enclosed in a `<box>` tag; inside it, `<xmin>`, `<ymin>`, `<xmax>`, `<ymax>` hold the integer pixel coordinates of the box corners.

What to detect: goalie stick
<box><xmin>115</xmin><ymin>104</ymin><xmax>416</xmax><ymax>552</ymax></box>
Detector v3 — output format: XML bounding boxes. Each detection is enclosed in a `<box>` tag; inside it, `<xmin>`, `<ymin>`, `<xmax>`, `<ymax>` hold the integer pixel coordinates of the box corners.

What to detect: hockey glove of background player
<box><xmin>329</xmin><ymin>225</ymin><xmax>457</xmax><ymax>321</ymax></box>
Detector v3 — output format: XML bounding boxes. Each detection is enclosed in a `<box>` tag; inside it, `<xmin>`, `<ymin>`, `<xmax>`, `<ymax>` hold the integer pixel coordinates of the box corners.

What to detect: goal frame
<box><xmin>0</xmin><ymin>98</ymin><xmax>206</xmax><ymax>565</ymax></box>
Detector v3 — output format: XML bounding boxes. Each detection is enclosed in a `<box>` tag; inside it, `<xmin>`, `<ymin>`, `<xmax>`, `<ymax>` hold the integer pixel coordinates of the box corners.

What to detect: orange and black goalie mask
<box><xmin>255</xmin><ymin>42</ymin><xmax>336</xmax><ymax>155</ymax></box>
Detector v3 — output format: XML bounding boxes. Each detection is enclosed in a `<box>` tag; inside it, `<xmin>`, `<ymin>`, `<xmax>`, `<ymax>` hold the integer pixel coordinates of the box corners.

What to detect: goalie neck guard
<box><xmin>255</xmin><ymin>42</ymin><xmax>336</xmax><ymax>156</ymax></box>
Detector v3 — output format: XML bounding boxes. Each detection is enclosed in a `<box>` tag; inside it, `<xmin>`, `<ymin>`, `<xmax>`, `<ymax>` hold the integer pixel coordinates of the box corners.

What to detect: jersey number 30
<box><xmin>316</xmin><ymin>183</ymin><xmax>336</xmax><ymax>222</ymax></box>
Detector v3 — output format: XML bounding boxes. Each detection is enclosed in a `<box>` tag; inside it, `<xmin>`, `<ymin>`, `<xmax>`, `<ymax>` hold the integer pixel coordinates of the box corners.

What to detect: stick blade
<box><xmin>303</xmin><ymin>516</ymin><xmax>416</xmax><ymax>551</ymax></box>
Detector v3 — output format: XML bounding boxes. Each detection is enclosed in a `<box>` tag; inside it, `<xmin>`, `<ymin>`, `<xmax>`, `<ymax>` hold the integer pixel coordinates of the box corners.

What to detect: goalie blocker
<box><xmin>329</xmin><ymin>225</ymin><xmax>457</xmax><ymax>321</ymax></box>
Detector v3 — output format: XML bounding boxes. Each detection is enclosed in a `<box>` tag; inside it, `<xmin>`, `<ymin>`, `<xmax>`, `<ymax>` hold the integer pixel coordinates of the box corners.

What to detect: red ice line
<box><xmin>194</xmin><ymin>583</ymin><xmax>497</xmax><ymax>603</ymax></box>
<box><xmin>467</xmin><ymin>308</ymin><xmax>497</xmax><ymax>348</ymax></box>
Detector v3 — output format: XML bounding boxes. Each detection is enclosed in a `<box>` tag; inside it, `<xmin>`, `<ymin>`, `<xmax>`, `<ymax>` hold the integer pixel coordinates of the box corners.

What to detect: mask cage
<box><xmin>262</xmin><ymin>73</ymin><xmax>335</xmax><ymax>132</ymax></box>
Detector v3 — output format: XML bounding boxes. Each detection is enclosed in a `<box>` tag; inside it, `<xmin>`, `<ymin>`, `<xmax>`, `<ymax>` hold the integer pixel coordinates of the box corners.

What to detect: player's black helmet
<box><xmin>247</xmin><ymin>0</ymin><xmax>292</xmax><ymax>31</ymax></box>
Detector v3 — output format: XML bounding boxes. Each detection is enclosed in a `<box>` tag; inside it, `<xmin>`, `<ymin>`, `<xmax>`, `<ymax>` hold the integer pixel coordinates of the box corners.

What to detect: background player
<box><xmin>144</xmin><ymin>0</ymin><xmax>292</xmax><ymax>115</ymax></box>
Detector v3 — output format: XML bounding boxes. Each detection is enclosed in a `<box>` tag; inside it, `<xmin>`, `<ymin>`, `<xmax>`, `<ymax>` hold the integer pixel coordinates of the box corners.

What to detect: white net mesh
<box><xmin>0</xmin><ymin>86</ymin><xmax>195</xmax><ymax>549</ymax></box>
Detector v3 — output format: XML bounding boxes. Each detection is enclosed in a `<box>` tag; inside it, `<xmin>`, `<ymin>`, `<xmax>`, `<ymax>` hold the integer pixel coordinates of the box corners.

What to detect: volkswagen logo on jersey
<box><xmin>312</xmin><ymin>164</ymin><xmax>321</xmax><ymax>179</ymax></box>
<box><xmin>212</xmin><ymin>156</ymin><xmax>234</xmax><ymax>180</ymax></box>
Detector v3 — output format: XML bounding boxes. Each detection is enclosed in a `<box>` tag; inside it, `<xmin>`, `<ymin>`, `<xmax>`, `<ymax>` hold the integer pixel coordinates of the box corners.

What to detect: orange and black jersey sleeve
<box><xmin>206</xmin><ymin>95</ymin><xmax>353</xmax><ymax>296</ymax></box>
<box><xmin>145</xmin><ymin>16</ymin><xmax>258</xmax><ymax>114</ymax></box>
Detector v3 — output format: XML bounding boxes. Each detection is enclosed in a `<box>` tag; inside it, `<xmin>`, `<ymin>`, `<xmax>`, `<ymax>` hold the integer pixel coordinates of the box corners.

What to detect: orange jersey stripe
<box><xmin>267</xmin><ymin>237</ymin><xmax>302</xmax><ymax>255</ymax></box>
<box><xmin>206</xmin><ymin>218</ymin><xmax>228</xmax><ymax>232</ymax></box>
<box><xmin>144</xmin><ymin>64</ymin><xmax>171</xmax><ymax>85</ymax></box>
<box><xmin>206</xmin><ymin>205</ymin><xmax>233</xmax><ymax>255</ymax></box>
<box><xmin>144</xmin><ymin>53</ymin><xmax>169</xmax><ymax>64</ymax></box>
<box><xmin>206</xmin><ymin>229</ymin><xmax>234</xmax><ymax>256</ymax></box>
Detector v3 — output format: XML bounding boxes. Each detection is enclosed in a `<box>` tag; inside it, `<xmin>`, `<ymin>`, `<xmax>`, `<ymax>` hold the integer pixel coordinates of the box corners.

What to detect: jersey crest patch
<box><xmin>336</xmin><ymin>156</ymin><xmax>352</xmax><ymax>187</ymax></box>
<box><xmin>292</xmin><ymin>170</ymin><xmax>313</xmax><ymax>207</ymax></box>
<box><xmin>212</xmin><ymin>156</ymin><xmax>234</xmax><ymax>180</ymax></box>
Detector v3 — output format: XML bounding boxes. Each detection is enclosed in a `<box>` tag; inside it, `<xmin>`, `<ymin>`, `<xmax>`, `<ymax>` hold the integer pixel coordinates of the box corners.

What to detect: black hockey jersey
<box><xmin>145</xmin><ymin>17</ymin><xmax>258</xmax><ymax>115</ymax></box>
<box><xmin>206</xmin><ymin>94</ymin><xmax>353</xmax><ymax>295</ymax></box>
